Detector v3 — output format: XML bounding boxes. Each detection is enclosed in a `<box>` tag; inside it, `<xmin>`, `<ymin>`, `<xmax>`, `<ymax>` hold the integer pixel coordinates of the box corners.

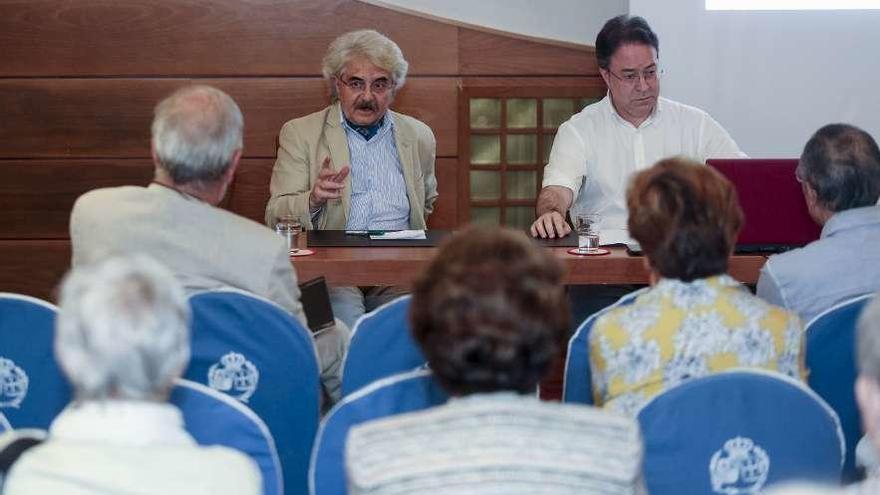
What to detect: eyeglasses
<box><xmin>338</xmin><ymin>77</ymin><xmax>394</xmax><ymax>95</ymax></box>
<box><xmin>606</xmin><ymin>66</ymin><xmax>663</xmax><ymax>86</ymax></box>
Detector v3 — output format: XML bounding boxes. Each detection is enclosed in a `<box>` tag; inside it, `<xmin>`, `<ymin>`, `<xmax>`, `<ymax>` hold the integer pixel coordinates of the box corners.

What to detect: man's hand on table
<box><xmin>531</xmin><ymin>211</ymin><xmax>572</xmax><ymax>239</ymax></box>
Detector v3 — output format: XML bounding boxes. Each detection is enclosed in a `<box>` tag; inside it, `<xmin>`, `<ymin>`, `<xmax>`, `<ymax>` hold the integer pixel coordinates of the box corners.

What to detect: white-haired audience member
<box><xmin>345</xmin><ymin>227</ymin><xmax>645</xmax><ymax>494</ymax></box>
<box><xmin>265</xmin><ymin>29</ymin><xmax>437</xmax><ymax>329</ymax></box>
<box><xmin>767</xmin><ymin>296</ymin><xmax>880</xmax><ymax>494</ymax></box>
<box><xmin>3</xmin><ymin>256</ymin><xmax>260</xmax><ymax>495</ymax></box>
<box><xmin>69</xmin><ymin>85</ymin><xmax>347</xmax><ymax>403</ymax></box>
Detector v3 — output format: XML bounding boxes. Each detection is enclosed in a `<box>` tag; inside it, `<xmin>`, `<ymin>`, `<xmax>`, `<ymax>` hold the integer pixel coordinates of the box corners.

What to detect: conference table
<box><xmin>291</xmin><ymin>231</ymin><xmax>768</xmax><ymax>287</ymax></box>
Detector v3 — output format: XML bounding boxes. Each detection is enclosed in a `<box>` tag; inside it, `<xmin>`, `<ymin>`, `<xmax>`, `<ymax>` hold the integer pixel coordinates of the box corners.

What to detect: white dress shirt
<box><xmin>542</xmin><ymin>95</ymin><xmax>744</xmax><ymax>244</ymax></box>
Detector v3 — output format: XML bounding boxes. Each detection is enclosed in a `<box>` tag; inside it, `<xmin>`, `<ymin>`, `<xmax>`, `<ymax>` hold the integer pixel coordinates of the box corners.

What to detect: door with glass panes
<box><xmin>461</xmin><ymin>89</ymin><xmax>604</xmax><ymax>229</ymax></box>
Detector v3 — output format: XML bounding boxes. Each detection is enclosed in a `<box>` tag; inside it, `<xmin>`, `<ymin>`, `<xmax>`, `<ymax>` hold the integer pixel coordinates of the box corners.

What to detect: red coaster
<box><xmin>567</xmin><ymin>247</ymin><xmax>611</xmax><ymax>256</ymax></box>
<box><xmin>290</xmin><ymin>249</ymin><xmax>315</xmax><ymax>257</ymax></box>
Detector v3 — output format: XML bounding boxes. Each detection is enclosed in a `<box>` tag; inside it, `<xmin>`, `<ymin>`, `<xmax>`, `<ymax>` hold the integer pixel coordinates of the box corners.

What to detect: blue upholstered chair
<box><xmin>637</xmin><ymin>369</ymin><xmax>844</xmax><ymax>495</ymax></box>
<box><xmin>310</xmin><ymin>368</ymin><xmax>448</xmax><ymax>495</ymax></box>
<box><xmin>0</xmin><ymin>427</ymin><xmax>47</xmax><ymax>485</ymax></box>
<box><xmin>562</xmin><ymin>288</ymin><xmax>646</xmax><ymax>405</ymax></box>
<box><xmin>0</xmin><ymin>293</ymin><xmax>71</xmax><ymax>428</ymax></box>
<box><xmin>170</xmin><ymin>379</ymin><xmax>283</xmax><ymax>495</ymax></box>
<box><xmin>187</xmin><ymin>288</ymin><xmax>321</xmax><ymax>495</ymax></box>
<box><xmin>340</xmin><ymin>295</ymin><xmax>426</xmax><ymax>397</ymax></box>
<box><xmin>805</xmin><ymin>294</ymin><xmax>874</xmax><ymax>481</ymax></box>
<box><xmin>0</xmin><ymin>412</ymin><xmax>10</xmax><ymax>433</ymax></box>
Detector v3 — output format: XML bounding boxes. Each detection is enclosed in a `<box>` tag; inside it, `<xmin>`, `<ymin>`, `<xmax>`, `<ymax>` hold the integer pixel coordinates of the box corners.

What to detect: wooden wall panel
<box><xmin>225</xmin><ymin>159</ymin><xmax>276</xmax><ymax>226</ymax></box>
<box><xmin>0</xmin><ymin>77</ymin><xmax>458</xmax><ymax>159</ymax></box>
<box><xmin>0</xmin><ymin>241</ymin><xmax>71</xmax><ymax>301</ymax></box>
<box><xmin>0</xmin><ymin>159</ymin><xmax>154</xmax><ymax>239</ymax></box>
<box><xmin>0</xmin><ymin>0</ymin><xmax>458</xmax><ymax>77</ymax></box>
<box><xmin>427</xmin><ymin>158</ymin><xmax>457</xmax><ymax>229</ymax></box>
<box><xmin>393</xmin><ymin>79</ymin><xmax>459</xmax><ymax>158</ymax></box>
<box><xmin>461</xmin><ymin>76</ymin><xmax>606</xmax><ymax>95</ymax></box>
<box><xmin>458</xmin><ymin>28</ymin><xmax>597</xmax><ymax>76</ymax></box>
<box><xmin>0</xmin><ymin>0</ymin><xmax>607</xmax><ymax>300</ymax></box>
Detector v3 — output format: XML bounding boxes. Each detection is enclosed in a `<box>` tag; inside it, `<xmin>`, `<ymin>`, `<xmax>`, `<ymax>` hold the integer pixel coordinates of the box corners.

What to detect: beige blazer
<box><xmin>70</xmin><ymin>183</ymin><xmax>306</xmax><ymax>322</ymax></box>
<box><xmin>265</xmin><ymin>104</ymin><xmax>438</xmax><ymax>230</ymax></box>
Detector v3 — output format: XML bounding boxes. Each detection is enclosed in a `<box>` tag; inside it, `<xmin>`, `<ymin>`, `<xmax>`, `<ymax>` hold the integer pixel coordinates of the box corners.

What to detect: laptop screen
<box><xmin>707</xmin><ymin>159</ymin><xmax>821</xmax><ymax>252</ymax></box>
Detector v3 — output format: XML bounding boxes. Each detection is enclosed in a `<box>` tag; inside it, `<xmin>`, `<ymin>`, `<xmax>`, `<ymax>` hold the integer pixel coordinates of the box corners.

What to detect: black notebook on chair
<box><xmin>298</xmin><ymin>276</ymin><xmax>335</xmax><ymax>333</ymax></box>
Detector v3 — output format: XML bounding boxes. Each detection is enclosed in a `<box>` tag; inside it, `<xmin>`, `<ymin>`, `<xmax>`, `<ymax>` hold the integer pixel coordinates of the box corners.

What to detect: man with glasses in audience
<box><xmin>266</xmin><ymin>29</ymin><xmax>437</xmax><ymax>329</ymax></box>
<box><xmin>757</xmin><ymin>124</ymin><xmax>880</xmax><ymax>324</ymax></box>
<box><xmin>530</xmin><ymin>15</ymin><xmax>744</xmax><ymax>323</ymax></box>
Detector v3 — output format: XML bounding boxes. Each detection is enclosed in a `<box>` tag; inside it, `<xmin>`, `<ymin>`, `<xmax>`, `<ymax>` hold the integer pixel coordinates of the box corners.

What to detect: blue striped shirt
<box><xmin>342</xmin><ymin>113</ymin><xmax>410</xmax><ymax>230</ymax></box>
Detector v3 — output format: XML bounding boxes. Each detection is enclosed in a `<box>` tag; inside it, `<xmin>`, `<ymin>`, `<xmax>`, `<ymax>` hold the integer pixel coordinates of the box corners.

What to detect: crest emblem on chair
<box><xmin>0</xmin><ymin>357</ymin><xmax>29</xmax><ymax>408</ymax></box>
<box><xmin>208</xmin><ymin>352</ymin><xmax>259</xmax><ymax>403</ymax></box>
<box><xmin>709</xmin><ymin>436</ymin><xmax>770</xmax><ymax>494</ymax></box>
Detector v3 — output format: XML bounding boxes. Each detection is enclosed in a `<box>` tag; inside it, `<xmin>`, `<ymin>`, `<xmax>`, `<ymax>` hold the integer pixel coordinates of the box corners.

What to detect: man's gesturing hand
<box><xmin>309</xmin><ymin>156</ymin><xmax>351</xmax><ymax>209</ymax></box>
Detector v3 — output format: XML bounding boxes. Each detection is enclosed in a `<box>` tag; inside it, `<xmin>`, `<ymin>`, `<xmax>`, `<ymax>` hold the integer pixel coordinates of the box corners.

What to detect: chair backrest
<box><xmin>805</xmin><ymin>293</ymin><xmax>873</xmax><ymax>481</ymax></box>
<box><xmin>562</xmin><ymin>288</ymin><xmax>646</xmax><ymax>405</ymax></box>
<box><xmin>310</xmin><ymin>368</ymin><xmax>448</xmax><ymax>495</ymax></box>
<box><xmin>187</xmin><ymin>288</ymin><xmax>321</xmax><ymax>495</ymax></box>
<box><xmin>340</xmin><ymin>295</ymin><xmax>426</xmax><ymax>397</ymax></box>
<box><xmin>0</xmin><ymin>427</ymin><xmax>47</xmax><ymax>487</ymax></box>
<box><xmin>0</xmin><ymin>293</ymin><xmax>71</xmax><ymax>428</ymax></box>
<box><xmin>0</xmin><ymin>412</ymin><xmax>11</xmax><ymax>433</ymax></box>
<box><xmin>170</xmin><ymin>379</ymin><xmax>282</xmax><ymax>495</ymax></box>
<box><xmin>637</xmin><ymin>369</ymin><xmax>844</xmax><ymax>495</ymax></box>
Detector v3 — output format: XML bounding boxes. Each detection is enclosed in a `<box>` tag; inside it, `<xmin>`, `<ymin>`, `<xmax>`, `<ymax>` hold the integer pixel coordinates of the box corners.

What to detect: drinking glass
<box><xmin>575</xmin><ymin>213</ymin><xmax>602</xmax><ymax>254</ymax></box>
<box><xmin>274</xmin><ymin>214</ymin><xmax>302</xmax><ymax>254</ymax></box>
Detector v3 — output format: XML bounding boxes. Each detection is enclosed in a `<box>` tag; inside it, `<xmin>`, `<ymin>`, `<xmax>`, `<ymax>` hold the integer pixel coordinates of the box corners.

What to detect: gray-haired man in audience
<box><xmin>69</xmin><ymin>85</ymin><xmax>347</xmax><ymax>403</ymax></box>
<box><xmin>757</xmin><ymin>124</ymin><xmax>880</xmax><ymax>324</ymax></box>
<box><xmin>3</xmin><ymin>256</ymin><xmax>260</xmax><ymax>494</ymax></box>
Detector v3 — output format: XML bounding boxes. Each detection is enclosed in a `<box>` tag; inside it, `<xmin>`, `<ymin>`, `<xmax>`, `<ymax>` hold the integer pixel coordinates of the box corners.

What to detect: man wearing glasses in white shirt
<box><xmin>265</xmin><ymin>29</ymin><xmax>437</xmax><ymax>329</ymax></box>
<box><xmin>530</xmin><ymin>15</ymin><xmax>744</xmax><ymax>326</ymax></box>
<box><xmin>531</xmin><ymin>15</ymin><xmax>744</xmax><ymax>243</ymax></box>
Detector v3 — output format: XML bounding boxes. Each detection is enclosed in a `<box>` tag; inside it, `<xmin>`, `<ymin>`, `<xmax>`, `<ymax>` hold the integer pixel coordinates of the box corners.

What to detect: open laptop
<box><xmin>707</xmin><ymin>159</ymin><xmax>821</xmax><ymax>253</ymax></box>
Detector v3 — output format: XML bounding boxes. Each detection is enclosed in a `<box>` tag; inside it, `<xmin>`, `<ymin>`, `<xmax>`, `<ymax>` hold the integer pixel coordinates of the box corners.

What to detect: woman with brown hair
<box><xmin>346</xmin><ymin>227</ymin><xmax>645</xmax><ymax>494</ymax></box>
<box><xmin>590</xmin><ymin>157</ymin><xmax>805</xmax><ymax>416</ymax></box>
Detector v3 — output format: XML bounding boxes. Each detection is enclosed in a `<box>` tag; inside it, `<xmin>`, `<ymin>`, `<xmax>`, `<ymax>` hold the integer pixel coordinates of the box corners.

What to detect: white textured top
<box><xmin>346</xmin><ymin>392</ymin><xmax>645</xmax><ymax>494</ymax></box>
<box><xmin>542</xmin><ymin>95</ymin><xmax>743</xmax><ymax>244</ymax></box>
<box><xmin>4</xmin><ymin>401</ymin><xmax>261</xmax><ymax>495</ymax></box>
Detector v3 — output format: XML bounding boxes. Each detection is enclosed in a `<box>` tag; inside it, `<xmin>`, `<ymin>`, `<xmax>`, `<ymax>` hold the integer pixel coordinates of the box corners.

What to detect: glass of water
<box><xmin>274</xmin><ymin>214</ymin><xmax>302</xmax><ymax>254</ymax></box>
<box><xmin>575</xmin><ymin>213</ymin><xmax>602</xmax><ymax>254</ymax></box>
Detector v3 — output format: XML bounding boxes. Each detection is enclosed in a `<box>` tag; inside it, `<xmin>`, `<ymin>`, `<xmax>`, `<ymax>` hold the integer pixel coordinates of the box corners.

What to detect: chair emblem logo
<box><xmin>208</xmin><ymin>352</ymin><xmax>259</xmax><ymax>403</ymax></box>
<box><xmin>0</xmin><ymin>357</ymin><xmax>29</xmax><ymax>408</ymax></box>
<box><xmin>709</xmin><ymin>436</ymin><xmax>770</xmax><ymax>494</ymax></box>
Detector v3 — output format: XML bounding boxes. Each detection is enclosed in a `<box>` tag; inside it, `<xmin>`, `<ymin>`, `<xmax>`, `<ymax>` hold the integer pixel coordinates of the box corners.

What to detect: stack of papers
<box><xmin>369</xmin><ymin>230</ymin><xmax>427</xmax><ymax>240</ymax></box>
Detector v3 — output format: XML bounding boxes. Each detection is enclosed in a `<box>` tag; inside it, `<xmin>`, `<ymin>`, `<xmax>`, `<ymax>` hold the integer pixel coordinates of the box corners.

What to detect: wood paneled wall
<box><xmin>0</xmin><ymin>0</ymin><xmax>600</xmax><ymax>300</ymax></box>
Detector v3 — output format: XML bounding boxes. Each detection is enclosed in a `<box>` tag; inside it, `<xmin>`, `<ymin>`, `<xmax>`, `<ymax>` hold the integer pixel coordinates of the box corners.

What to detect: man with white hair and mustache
<box><xmin>266</xmin><ymin>29</ymin><xmax>437</xmax><ymax>328</ymax></box>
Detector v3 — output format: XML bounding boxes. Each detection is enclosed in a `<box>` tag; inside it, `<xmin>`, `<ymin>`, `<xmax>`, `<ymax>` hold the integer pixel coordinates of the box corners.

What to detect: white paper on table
<box><xmin>599</xmin><ymin>229</ymin><xmax>633</xmax><ymax>246</ymax></box>
<box><xmin>370</xmin><ymin>230</ymin><xmax>427</xmax><ymax>240</ymax></box>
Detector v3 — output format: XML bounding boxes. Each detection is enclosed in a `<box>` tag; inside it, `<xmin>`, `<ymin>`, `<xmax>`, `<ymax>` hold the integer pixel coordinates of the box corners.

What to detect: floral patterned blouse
<box><xmin>589</xmin><ymin>275</ymin><xmax>805</xmax><ymax>416</ymax></box>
